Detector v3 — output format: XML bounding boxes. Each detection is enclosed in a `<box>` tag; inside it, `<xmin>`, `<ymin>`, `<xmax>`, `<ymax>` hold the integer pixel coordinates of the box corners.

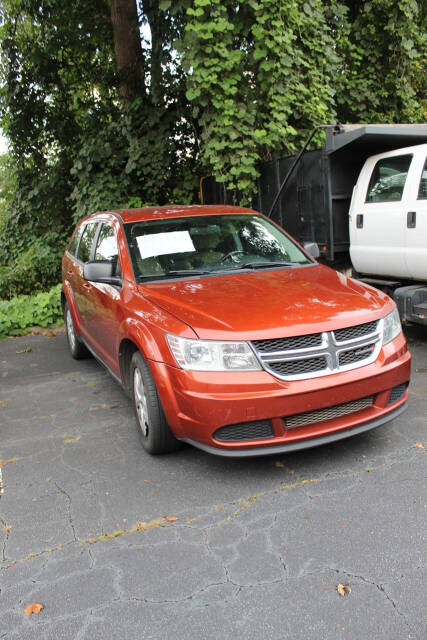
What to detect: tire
<box><xmin>64</xmin><ymin>302</ymin><xmax>90</xmax><ymax>360</ymax></box>
<box><xmin>131</xmin><ymin>351</ymin><xmax>181</xmax><ymax>454</ymax></box>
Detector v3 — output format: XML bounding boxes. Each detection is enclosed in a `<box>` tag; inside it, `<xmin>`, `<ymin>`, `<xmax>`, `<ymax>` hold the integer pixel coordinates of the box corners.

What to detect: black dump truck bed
<box><xmin>201</xmin><ymin>124</ymin><xmax>427</xmax><ymax>262</ymax></box>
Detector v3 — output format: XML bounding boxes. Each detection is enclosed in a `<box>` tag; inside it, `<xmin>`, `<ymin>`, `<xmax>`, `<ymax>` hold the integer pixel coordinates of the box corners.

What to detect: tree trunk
<box><xmin>144</xmin><ymin>0</ymin><xmax>163</xmax><ymax>105</ymax></box>
<box><xmin>110</xmin><ymin>0</ymin><xmax>145</xmax><ymax>100</ymax></box>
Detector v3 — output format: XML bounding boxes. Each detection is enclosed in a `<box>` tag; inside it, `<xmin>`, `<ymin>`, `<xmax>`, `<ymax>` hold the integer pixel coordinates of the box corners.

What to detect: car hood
<box><xmin>138</xmin><ymin>264</ymin><xmax>393</xmax><ymax>340</ymax></box>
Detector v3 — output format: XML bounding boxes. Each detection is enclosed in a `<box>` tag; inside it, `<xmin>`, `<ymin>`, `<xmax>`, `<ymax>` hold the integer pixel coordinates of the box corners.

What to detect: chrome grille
<box><xmin>214</xmin><ymin>420</ymin><xmax>274</xmax><ymax>442</ymax></box>
<box><xmin>339</xmin><ymin>343</ymin><xmax>376</xmax><ymax>366</ymax></box>
<box><xmin>286</xmin><ymin>397</ymin><xmax>374</xmax><ymax>429</ymax></box>
<box><xmin>250</xmin><ymin>319</ymin><xmax>383</xmax><ymax>381</ymax></box>
<box><xmin>268</xmin><ymin>357</ymin><xmax>327</xmax><ymax>376</ymax></box>
<box><xmin>333</xmin><ymin>320</ymin><xmax>378</xmax><ymax>342</ymax></box>
<box><xmin>252</xmin><ymin>333</ymin><xmax>322</xmax><ymax>353</ymax></box>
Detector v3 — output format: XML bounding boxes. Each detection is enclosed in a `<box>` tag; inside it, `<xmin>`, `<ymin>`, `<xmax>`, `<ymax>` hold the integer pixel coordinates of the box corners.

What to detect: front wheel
<box><xmin>64</xmin><ymin>302</ymin><xmax>90</xmax><ymax>360</ymax></box>
<box><xmin>131</xmin><ymin>351</ymin><xmax>181</xmax><ymax>454</ymax></box>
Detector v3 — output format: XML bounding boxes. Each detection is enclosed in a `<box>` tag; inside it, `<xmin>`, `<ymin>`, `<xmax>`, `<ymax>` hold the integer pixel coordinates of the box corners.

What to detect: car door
<box><xmin>73</xmin><ymin>220</ymin><xmax>100</xmax><ymax>342</ymax></box>
<box><xmin>82</xmin><ymin>221</ymin><xmax>124</xmax><ymax>375</ymax></box>
<box><xmin>350</xmin><ymin>151</ymin><xmax>413</xmax><ymax>279</ymax></box>
<box><xmin>405</xmin><ymin>150</ymin><xmax>427</xmax><ymax>280</ymax></box>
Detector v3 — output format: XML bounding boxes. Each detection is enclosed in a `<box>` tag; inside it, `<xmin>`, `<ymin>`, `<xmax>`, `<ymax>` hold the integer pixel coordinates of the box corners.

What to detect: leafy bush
<box><xmin>0</xmin><ymin>233</ymin><xmax>66</xmax><ymax>300</ymax></box>
<box><xmin>0</xmin><ymin>284</ymin><xmax>63</xmax><ymax>339</ymax></box>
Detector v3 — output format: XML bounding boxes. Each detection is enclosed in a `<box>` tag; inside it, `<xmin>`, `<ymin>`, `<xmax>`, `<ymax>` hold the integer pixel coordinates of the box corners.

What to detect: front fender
<box><xmin>119</xmin><ymin>317</ymin><xmax>165</xmax><ymax>362</ymax></box>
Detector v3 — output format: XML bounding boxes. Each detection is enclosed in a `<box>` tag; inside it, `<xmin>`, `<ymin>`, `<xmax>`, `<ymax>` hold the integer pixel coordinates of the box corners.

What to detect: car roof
<box><xmin>87</xmin><ymin>204</ymin><xmax>258</xmax><ymax>224</ymax></box>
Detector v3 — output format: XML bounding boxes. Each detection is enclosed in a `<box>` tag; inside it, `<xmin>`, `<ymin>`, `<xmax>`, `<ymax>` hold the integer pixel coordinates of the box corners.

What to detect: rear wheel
<box><xmin>131</xmin><ymin>351</ymin><xmax>181</xmax><ymax>454</ymax></box>
<box><xmin>64</xmin><ymin>302</ymin><xmax>90</xmax><ymax>360</ymax></box>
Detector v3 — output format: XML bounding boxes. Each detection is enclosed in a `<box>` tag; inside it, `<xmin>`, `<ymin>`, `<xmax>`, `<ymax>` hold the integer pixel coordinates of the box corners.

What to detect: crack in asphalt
<box><xmin>54</xmin><ymin>482</ymin><xmax>77</xmax><ymax>542</ymax></box>
<box><xmin>328</xmin><ymin>568</ymin><xmax>414</xmax><ymax>632</ymax></box>
<box><xmin>0</xmin><ymin>454</ymin><xmax>421</xmax><ymax>572</ymax></box>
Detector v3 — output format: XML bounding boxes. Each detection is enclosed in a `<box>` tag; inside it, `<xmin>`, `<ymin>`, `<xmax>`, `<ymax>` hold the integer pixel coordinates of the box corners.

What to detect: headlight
<box><xmin>166</xmin><ymin>334</ymin><xmax>261</xmax><ymax>371</ymax></box>
<box><xmin>383</xmin><ymin>308</ymin><xmax>402</xmax><ymax>344</ymax></box>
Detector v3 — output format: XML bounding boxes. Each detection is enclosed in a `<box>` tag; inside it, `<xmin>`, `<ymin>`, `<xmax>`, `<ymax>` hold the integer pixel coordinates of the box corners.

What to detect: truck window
<box><xmin>417</xmin><ymin>158</ymin><xmax>427</xmax><ymax>200</ymax></box>
<box><xmin>366</xmin><ymin>154</ymin><xmax>412</xmax><ymax>203</ymax></box>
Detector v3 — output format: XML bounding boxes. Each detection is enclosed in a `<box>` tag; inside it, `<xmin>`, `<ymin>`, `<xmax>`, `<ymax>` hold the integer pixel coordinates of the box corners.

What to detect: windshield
<box><xmin>124</xmin><ymin>214</ymin><xmax>312</xmax><ymax>281</ymax></box>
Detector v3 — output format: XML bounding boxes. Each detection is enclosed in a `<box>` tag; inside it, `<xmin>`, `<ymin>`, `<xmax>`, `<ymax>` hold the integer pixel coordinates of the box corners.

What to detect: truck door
<box><xmin>350</xmin><ymin>151</ymin><xmax>413</xmax><ymax>279</ymax></box>
<box><xmin>404</xmin><ymin>151</ymin><xmax>427</xmax><ymax>280</ymax></box>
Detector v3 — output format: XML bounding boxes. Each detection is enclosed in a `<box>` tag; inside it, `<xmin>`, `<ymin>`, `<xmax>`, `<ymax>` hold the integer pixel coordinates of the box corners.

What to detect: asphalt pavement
<box><xmin>0</xmin><ymin>327</ymin><xmax>426</xmax><ymax>639</ymax></box>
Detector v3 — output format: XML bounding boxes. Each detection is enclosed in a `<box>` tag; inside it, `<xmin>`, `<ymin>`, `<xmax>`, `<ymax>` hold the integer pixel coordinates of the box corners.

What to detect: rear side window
<box><xmin>77</xmin><ymin>222</ymin><xmax>98</xmax><ymax>263</ymax></box>
<box><xmin>94</xmin><ymin>223</ymin><xmax>121</xmax><ymax>277</ymax></box>
<box><xmin>68</xmin><ymin>226</ymin><xmax>83</xmax><ymax>256</ymax></box>
<box><xmin>366</xmin><ymin>154</ymin><xmax>413</xmax><ymax>203</ymax></box>
<box><xmin>418</xmin><ymin>158</ymin><xmax>427</xmax><ymax>200</ymax></box>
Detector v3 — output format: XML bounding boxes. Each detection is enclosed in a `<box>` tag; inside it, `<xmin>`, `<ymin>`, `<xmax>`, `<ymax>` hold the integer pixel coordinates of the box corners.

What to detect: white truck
<box><xmin>201</xmin><ymin>124</ymin><xmax>427</xmax><ymax>326</ymax></box>
<box><xmin>349</xmin><ymin>142</ymin><xmax>427</xmax><ymax>325</ymax></box>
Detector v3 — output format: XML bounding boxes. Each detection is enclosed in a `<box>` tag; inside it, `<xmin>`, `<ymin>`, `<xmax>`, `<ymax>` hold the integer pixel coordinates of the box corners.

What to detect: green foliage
<box><xmin>0</xmin><ymin>232</ymin><xmax>65</xmax><ymax>299</ymax></box>
<box><xmin>70</xmin><ymin>99</ymin><xmax>198</xmax><ymax>223</ymax></box>
<box><xmin>0</xmin><ymin>283</ymin><xmax>63</xmax><ymax>338</ymax></box>
<box><xmin>180</xmin><ymin>0</ymin><xmax>340</xmax><ymax>202</ymax></box>
<box><xmin>328</xmin><ymin>0</ymin><xmax>426</xmax><ymax>123</ymax></box>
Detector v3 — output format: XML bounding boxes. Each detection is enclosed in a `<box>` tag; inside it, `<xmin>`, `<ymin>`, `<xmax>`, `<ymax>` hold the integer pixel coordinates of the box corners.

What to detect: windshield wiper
<box><xmin>225</xmin><ymin>261</ymin><xmax>304</xmax><ymax>271</ymax></box>
<box><xmin>136</xmin><ymin>269</ymin><xmax>213</xmax><ymax>281</ymax></box>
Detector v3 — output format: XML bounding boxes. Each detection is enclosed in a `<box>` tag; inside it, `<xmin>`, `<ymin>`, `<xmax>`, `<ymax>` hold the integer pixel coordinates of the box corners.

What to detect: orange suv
<box><xmin>62</xmin><ymin>205</ymin><xmax>410</xmax><ymax>456</ymax></box>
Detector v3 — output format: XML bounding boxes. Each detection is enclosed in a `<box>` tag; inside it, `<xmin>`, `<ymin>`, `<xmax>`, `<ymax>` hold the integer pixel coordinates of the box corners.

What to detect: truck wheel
<box><xmin>64</xmin><ymin>302</ymin><xmax>90</xmax><ymax>359</ymax></box>
<box><xmin>131</xmin><ymin>351</ymin><xmax>181</xmax><ymax>455</ymax></box>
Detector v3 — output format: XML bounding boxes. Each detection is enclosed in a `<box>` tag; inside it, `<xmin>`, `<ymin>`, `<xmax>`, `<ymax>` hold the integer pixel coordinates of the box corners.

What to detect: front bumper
<box><xmin>149</xmin><ymin>332</ymin><xmax>410</xmax><ymax>456</ymax></box>
<box><xmin>182</xmin><ymin>402</ymin><xmax>408</xmax><ymax>457</ymax></box>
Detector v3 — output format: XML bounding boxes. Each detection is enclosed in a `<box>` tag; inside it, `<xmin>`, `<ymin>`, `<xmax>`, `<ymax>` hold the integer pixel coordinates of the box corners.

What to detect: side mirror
<box><xmin>303</xmin><ymin>242</ymin><xmax>320</xmax><ymax>259</ymax></box>
<box><xmin>83</xmin><ymin>261</ymin><xmax>121</xmax><ymax>286</ymax></box>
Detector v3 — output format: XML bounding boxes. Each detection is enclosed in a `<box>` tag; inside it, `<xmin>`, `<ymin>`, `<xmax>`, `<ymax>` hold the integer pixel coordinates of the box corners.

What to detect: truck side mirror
<box><xmin>303</xmin><ymin>242</ymin><xmax>320</xmax><ymax>259</ymax></box>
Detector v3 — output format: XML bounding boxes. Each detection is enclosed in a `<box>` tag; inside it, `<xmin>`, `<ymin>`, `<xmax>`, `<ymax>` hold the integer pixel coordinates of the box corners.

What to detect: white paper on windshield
<box><xmin>136</xmin><ymin>231</ymin><xmax>195</xmax><ymax>259</ymax></box>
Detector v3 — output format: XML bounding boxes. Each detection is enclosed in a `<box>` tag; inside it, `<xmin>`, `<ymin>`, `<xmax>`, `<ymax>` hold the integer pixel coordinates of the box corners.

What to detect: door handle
<box><xmin>356</xmin><ymin>214</ymin><xmax>364</xmax><ymax>229</ymax></box>
<box><xmin>407</xmin><ymin>211</ymin><xmax>416</xmax><ymax>228</ymax></box>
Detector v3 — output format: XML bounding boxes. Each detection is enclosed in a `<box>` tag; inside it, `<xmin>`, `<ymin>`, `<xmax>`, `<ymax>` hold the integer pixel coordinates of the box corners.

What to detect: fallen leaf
<box><xmin>337</xmin><ymin>583</ymin><xmax>351</xmax><ymax>597</ymax></box>
<box><xmin>412</xmin><ymin>442</ymin><xmax>424</xmax><ymax>449</ymax></box>
<box><xmin>16</xmin><ymin>347</ymin><xmax>32</xmax><ymax>354</ymax></box>
<box><xmin>166</xmin><ymin>516</ymin><xmax>178</xmax><ymax>522</ymax></box>
<box><xmin>0</xmin><ymin>398</ymin><xmax>10</xmax><ymax>409</ymax></box>
<box><xmin>63</xmin><ymin>435</ymin><xmax>81</xmax><ymax>444</ymax></box>
<box><xmin>275</xmin><ymin>461</ymin><xmax>284</xmax><ymax>468</ymax></box>
<box><xmin>0</xmin><ymin>457</ymin><xmax>20</xmax><ymax>467</ymax></box>
<box><xmin>24</xmin><ymin>603</ymin><xmax>43</xmax><ymax>616</ymax></box>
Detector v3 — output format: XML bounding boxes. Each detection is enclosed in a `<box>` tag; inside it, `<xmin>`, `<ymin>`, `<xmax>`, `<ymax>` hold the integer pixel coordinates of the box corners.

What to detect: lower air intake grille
<box><xmin>388</xmin><ymin>383</ymin><xmax>407</xmax><ymax>405</ymax></box>
<box><xmin>214</xmin><ymin>420</ymin><xmax>274</xmax><ymax>442</ymax></box>
<box><xmin>286</xmin><ymin>396</ymin><xmax>374</xmax><ymax>429</ymax></box>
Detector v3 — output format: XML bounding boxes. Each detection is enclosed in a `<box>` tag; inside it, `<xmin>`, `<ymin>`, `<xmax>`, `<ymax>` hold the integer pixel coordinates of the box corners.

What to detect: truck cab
<box><xmin>349</xmin><ymin>143</ymin><xmax>427</xmax><ymax>282</ymax></box>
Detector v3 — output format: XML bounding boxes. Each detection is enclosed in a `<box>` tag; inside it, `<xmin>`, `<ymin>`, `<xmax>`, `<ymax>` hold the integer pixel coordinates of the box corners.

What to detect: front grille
<box><xmin>333</xmin><ymin>320</ymin><xmax>378</xmax><ymax>342</ymax></box>
<box><xmin>252</xmin><ymin>333</ymin><xmax>322</xmax><ymax>353</ymax></box>
<box><xmin>388</xmin><ymin>383</ymin><xmax>407</xmax><ymax>405</ymax></box>
<box><xmin>250</xmin><ymin>319</ymin><xmax>382</xmax><ymax>381</ymax></box>
<box><xmin>268</xmin><ymin>357</ymin><xmax>327</xmax><ymax>376</ymax></box>
<box><xmin>214</xmin><ymin>420</ymin><xmax>274</xmax><ymax>442</ymax></box>
<box><xmin>338</xmin><ymin>343</ymin><xmax>376</xmax><ymax>366</ymax></box>
<box><xmin>286</xmin><ymin>396</ymin><xmax>374</xmax><ymax>429</ymax></box>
